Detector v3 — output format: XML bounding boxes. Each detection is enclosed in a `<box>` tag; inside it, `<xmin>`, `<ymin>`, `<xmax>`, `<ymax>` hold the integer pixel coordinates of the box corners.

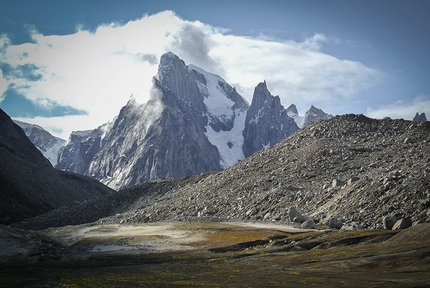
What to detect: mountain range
<box><xmin>52</xmin><ymin>52</ymin><xmax>332</xmax><ymax>190</ymax></box>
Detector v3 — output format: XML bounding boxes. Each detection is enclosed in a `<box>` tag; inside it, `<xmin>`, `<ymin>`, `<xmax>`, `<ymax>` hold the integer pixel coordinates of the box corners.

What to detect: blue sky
<box><xmin>0</xmin><ymin>0</ymin><xmax>429</xmax><ymax>139</ymax></box>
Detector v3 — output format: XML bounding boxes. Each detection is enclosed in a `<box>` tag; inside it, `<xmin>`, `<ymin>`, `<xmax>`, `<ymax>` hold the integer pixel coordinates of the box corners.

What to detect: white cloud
<box><xmin>366</xmin><ymin>94</ymin><xmax>430</xmax><ymax>120</ymax></box>
<box><xmin>0</xmin><ymin>69</ymin><xmax>7</xmax><ymax>101</ymax></box>
<box><xmin>0</xmin><ymin>10</ymin><xmax>384</xmax><ymax>138</ymax></box>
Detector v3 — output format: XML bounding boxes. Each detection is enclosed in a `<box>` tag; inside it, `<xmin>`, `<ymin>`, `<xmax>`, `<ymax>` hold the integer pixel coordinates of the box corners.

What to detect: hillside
<box><xmin>15</xmin><ymin>114</ymin><xmax>430</xmax><ymax>230</ymax></box>
<box><xmin>0</xmin><ymin>108</ymin><xmax>114</xmax><ymax>224</ymax></box>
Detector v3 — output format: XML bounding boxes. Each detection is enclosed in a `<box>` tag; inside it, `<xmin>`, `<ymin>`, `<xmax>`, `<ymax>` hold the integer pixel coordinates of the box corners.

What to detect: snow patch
<box><xmin>205</xmin><ymin>110</ymin><xmax>246</xmax><ymax>169</ymax></box>
<box><xmin>189</xmin><ymin>64</ymin><xmax>236</xmax><ymax>119</ymax></box>
<box><xmin>287</xmin><ymin>110</ymin><xmax>305</xmax><ymax>128</ymax></box>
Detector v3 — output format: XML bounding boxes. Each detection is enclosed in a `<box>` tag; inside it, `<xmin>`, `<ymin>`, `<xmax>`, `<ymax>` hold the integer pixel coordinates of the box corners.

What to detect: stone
<box><xmin>347</xmin><ymin>177</ymin><xmax>360</xmax><ymax>186</ymax></box>
<box><xmin>301</xmin><ymin>219</ymin><xmax>315</xmax><ymax>229</ymax></box>
<box><xmin>328</xmin><ymin>217</ymin><xmax>343</xmax><ymax>229</ymax></box>
<box><xmin>263</xmin><ymin>212</ymin><xmax>271</xmax><ymax>220</ymax></box>
<box><xmin>288</xmin><ymin>206</ymin><xmax>300</xmax><ymax>222</ymax></box>
<box><xmin>332</xmin><ymin>179</ymin><xmax>345</xmax><ymax>188</ymax></box>
<box><xmin>341</xmin><ymin>222</ymin><xmax>362</xmax><ymax>230</ymax></box>
<box><xmin>293</xmin><ymin>215</ymin><xmax>310</xmax><ymax>224</ymax></box>
<box><xmin>383</xmin><ymin>215</ymin><xmax>398</xmax><ymax>230</ymax></box>
<box><xmin>413</xmin><ymin>220</ymin><xmax>425</xmax><ymax>226</ymax></box>
<box><xmin>404</xmin><ymin>137</ymin><xmax>414</xmax><ymax>144</ymax></box>
<box><xmin>392</xmin><ymin>218</ymin><xmax>412</xmax><ymax>230</ymax></box>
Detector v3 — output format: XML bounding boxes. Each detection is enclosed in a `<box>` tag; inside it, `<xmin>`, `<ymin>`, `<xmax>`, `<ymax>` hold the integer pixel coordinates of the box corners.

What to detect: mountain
<box><xmin>413</xmin><ymin>112</ymin><xmax>427</xmax><ymax>122</ymax></box>
<box><xmin>54</xmin><ymin>52</ymin><xmax>332</xmax><ymax>189</ymax></box>
<box><xmin>13</xmin><ymin>120</ymin><xmax>66</xmax><ymax>166</ymax></box>
<box><xmin>17</xmin><ymin>114</ymin><xmax>430</xmax><ymax>231</ymax></box>
<box><xmin>286</xmin><ymin>104</ymin><xmax>333</xmax><ymax>128</ymax></box>
<box><xmin>85</xmin><ymin>52</ymin><xmax>249</xmax><ymax>190</ymax></box>
<box><xmin>56</xmin><ymin>123</ymin><xmax>111</xmax><ymax>174</ymax></box>
<box><xmin>243</xmin><ymin>81</ymin><xmax>299</xmax><ymax>158</ymax></box>
<box><xmin>0</xmin><ymin>108</ymin><xmax>114</xmax><ymax>225</ymax></box>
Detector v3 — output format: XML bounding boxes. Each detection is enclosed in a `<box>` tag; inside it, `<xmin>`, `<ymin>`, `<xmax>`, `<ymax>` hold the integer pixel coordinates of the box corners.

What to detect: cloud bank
<box><xmin>0</xmin><ymin>10</ymin><xmax>385</xmax><ymax>139</ymax></box>
<box><xmin>367</xmin><ymin>94</ymin><xmax>430</xmax><ymax>120</ymax></box>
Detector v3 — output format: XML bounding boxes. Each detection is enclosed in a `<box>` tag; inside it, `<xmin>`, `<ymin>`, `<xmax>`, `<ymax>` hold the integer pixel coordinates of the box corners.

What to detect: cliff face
<box><xmin>56</xmin><ymin>127</ymin><xmax>105</xmax><ymax>175</ymax></box>
<box><xmin>242</xmin><ymin>81</ymin><xmax>299</xmax><ymax>157</ymax></box>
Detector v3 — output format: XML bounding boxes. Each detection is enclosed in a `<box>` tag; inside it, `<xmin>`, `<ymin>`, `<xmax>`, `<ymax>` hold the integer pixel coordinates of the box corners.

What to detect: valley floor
<box><xmin>1</xmin><ymin>221</ymin><xmax>430</xmax><ymax>287</ymax></box>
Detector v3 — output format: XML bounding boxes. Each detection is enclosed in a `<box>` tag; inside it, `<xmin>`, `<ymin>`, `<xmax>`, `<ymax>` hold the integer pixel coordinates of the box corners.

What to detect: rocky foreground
<box><xmin>15</xmin><ymin>114</ymin><xmax>430</xmax><ymax>231</ymax></box>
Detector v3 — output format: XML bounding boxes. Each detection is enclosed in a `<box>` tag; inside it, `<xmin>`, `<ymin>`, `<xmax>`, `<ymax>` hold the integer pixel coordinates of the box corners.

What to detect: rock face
<box><xmin>13</xmin><ymin>120</ymin><xmax>66</xmax><ymax>166</ymax></box>
<box><xmin>0</xmin><ymin>108</ymin><xmax>114</xmax><ymax>225</ymax></box>
<box><xmin>413</xmin><ymin>112</ymin><xmax>427</xmax><ymax>122</ymax></box>
<box><xmin>56</xmin><ymin>124</ymin><xmax>110</xmax><ymax>175</ymax></box>
<box><xmin>243</xmin><ymin>81</ymin><xmax>299</xmax><ymax>157</ymax></box>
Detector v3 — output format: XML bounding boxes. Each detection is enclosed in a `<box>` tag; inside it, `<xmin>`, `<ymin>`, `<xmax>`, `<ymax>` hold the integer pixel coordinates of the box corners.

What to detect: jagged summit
<box><xmin>286</xmin><ymin>104</ymin><xmax>333</xmax><ymax>128</ymax></box>
<box><xmin>303</xmin><ymin>105</ymin><xmax>333</xmax><ymax>126</ymax></box>
<box><xmin>286</xmin><ymin>104</ymin><xmax>299</xmax><ymax>115</ymax></box>
<box><xmin>413</xmin><ymin>112</ymin><xmax>427</xmax><ymax>122</ymax></box>
<box><xmin>243</xmin><ymin>81</ymin><xmax>299</xmax><ymax>158</ymax></box>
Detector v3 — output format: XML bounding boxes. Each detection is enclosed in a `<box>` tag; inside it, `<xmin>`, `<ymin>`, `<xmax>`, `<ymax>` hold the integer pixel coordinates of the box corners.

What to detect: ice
<box><xmin>205</xmin><ymin>110</ymin><xmax>246</xmax><ymax>169</ymax></box>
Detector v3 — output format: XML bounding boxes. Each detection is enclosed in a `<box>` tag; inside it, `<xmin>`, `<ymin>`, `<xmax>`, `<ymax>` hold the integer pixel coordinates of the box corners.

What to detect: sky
<box><xmin>0</xmin><ymin>0</ymin><xmax>429</xmax><ymax>139</ymax></box>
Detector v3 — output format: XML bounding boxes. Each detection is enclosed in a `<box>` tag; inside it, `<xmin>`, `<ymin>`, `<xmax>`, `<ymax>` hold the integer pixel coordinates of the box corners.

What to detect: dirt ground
<box><xmin>1</xmin><ymin>221</ymin><xmax>430</xmax><ymax>287</ymax></box>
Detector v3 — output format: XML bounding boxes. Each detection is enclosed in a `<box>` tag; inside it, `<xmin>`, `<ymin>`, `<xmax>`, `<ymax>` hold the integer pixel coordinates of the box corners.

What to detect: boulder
<box><xmin>332</xmin><ymin>179</ymin><xmax>345</xmax><ymax>188</ymax></box>
<box><xmin>301</xmin><ymin>219</ymin><xmax>315</xmax><ymax>229</ymax></box>
<box><xmin>293</xmin><ymin>215</ymin><xmax>310</xmax><ymax>224</ymax></box>
<box><xmin>383</xmin><ymin>215</ymin><xmax>398</xmax><ymax>230</ymax></box>
<box><xmin>328</xmin><ymin>217</ymin><xmax>343</xmax><ymax>229</ymax></box>
<box><xmin>392</xmin><ymin>218</ymin><xmax>412</xmax><ymax>230</ymax></box>
<box><xmin>341</xmin><ymin>222</ymin><xmax>362</xmax><ymax>230</ymax></box>
<box><xmin>288</xmin><ymin>206</ymin><xmax>300</xmax><ymax>222</ymax></box>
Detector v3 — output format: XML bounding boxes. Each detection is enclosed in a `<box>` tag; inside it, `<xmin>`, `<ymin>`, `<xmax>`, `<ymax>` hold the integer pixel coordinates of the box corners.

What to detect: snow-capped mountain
<box><xmin>53</xmin><ymin>52</ymin><xmax>332</xmax><ymax>190</ymax></box>
<box><xmin>286</xmin><ymin>104</ymin><xmax>333</xmax><ymax>128</ymax></box>
<box><xmin>13</xmin><ymin>120</ymin><xmax>66</xmax><ymax>166</ymax></box>
<box><xmin>84</xmin><ymin>52</ymin><xmax>249</xmax><ymax>189</ymax></box>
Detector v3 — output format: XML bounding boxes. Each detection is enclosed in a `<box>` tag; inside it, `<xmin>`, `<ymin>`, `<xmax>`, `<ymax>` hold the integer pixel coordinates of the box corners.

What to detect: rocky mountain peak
<box><xmin>303</xmin><ymin>105</ymin><xmax>333</xmax><ymax>126</ymax></box>
<box><xmin>0</xmin><ymin>109</ymin><xmax>52</xmax><ymax>168</ymax></box>
<box><xmin>286</xmin><ymin>104</ymin><xmax>299</xmax><ymax>115</ymax></box>
<box><xmin>243</xmin><ymin>82</ymin><xmax>299</xmax><ymax>158</ymax></box>
<box><xmin>413</xmin><ymin>112</ymin><xmax>427</xmax><ymax>122</ymax></box>
<box><xmin>250</xmin><ymin>81</ymin><xmax>273</xmax><ymax>107</ymax></box>
<box><xmin>155</xmin><ymin>52</ymin><xmax>206</xmax><ymax>113</ymax></box>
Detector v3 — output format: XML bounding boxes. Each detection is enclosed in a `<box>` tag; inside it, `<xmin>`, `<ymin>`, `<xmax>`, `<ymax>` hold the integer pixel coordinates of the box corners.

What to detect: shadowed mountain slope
<box><xmin>0</xmin><ymin>108</ymin><xmax>114</xmax><ymax>225</ymax></box>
